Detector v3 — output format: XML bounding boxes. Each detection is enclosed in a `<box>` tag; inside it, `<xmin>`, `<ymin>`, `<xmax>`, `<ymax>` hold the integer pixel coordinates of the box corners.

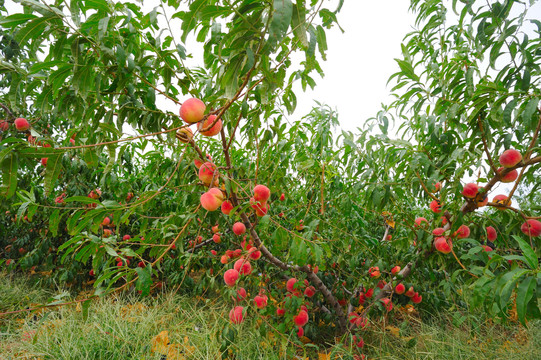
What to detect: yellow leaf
<box><xmin>151</xmin><ymin>331</ymin><xmax>170</xmax><ymax>354</ymax></box>
<box><xmin>318</xmin><ymin>353</ymin><xmax>331</xmax><ymax>360</ymax></box>
<box><xmin>385</xmin><ymin>325</ymin><xmax>400</xmax><ymax>338</ymax></box>
<box><xmin>386</xmin><ymin>219</ymin><xmax>395</xmax><ymax>229</ymax></box>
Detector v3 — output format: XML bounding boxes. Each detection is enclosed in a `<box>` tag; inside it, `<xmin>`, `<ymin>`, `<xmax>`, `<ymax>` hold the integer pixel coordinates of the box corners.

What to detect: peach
<box><xmin>386</xmin><ymin>235</ymin><xmax>392</xmax><ymax>240</ymax></box>
<box><xmin>103</xmin><ymin>229</ymin><xmax>112</xmax><ymax>238</ymax></box>
<box><xmin>210</xmin><ymin>250</ymin><xmax>217</xmax><ymax>256</ymax></box>
<box><xmin>493</xmin><ymin>194</ymin><xmax>511</xmax><ymax>209</ymax></box>
<box><xmin>276</xmin><ymin>308</ymin><xmax>285</xmax><ymax>316</ymax></box>
<box><xmin>411</xmin><ymin>292</ymin><xmax>422</xmax><ymax>304</ymax></box>
<box><xmin>368</xmin><ymin>266</ymin><xmax>380</xmax><ymax>278</ymax></box>
<box><xmin>430</xmin><ymin>199</ymin><xmax>442</xmax><ymax>213</ymax></box>
<box><xmin>294</xmin><ymin>310</ymin><xmax>309</xmax><ymax>327</ymax></box>
<box><xmin>391</xmin><ymin>265</ymin><xmax>401</xmax><ymax>275</ymax></box>
<box><xmin>177</xmin><ymin>127</ymin><xmax>193</xmax><ymax>143</ymax></box>
<box><xmin>433</xmin><ymin>182</ymin><xmax>442</xmax><ymax>192</ymax></box>
<box><xmin>255</xmin><ymin>202</ymin><xmax>269</xmax><ymax>217</ymax></box>
<box><xmin>235</xmin><ymin>287</ymin><xmax>247</xmax><ymax>301</ymax></box>
<box><xmin>296</xmin><ymin>220</ymin><xmax>304</xmax><ymax>231</ymax></box>
<box><xmin>280</xmin><ymin>193</ymin><xmax>285</xmax><ymax>201</ymax></box>
<box><xmin>381</xmin><ymin>298</ymin><xmax>393</xmax><ymax>311</ymax></box>
<box><xmin>462</xmin><ymin>183</ymin><xmax>479</xmax><ymax>198</ymax></box>
<box><xmin>365</xmin><ymin>288</ymin><xmax>374</xmax><ymax>298</ymax></box>
<box><xmin>432</xmin><ymin>228</ymin><xmax>445</xmax><ymax>236</ymax></box>
<box><xmin>221</xmin><ymin>200</ymin><xmax>234</xmax><ymax>215</ymax></box>
<box><xmin>248</xmin><ymin>248</ymin><xmax>261</xmax><ymax>260</ymax></box>
<box><xmin>286</xmin><ymin>278</ymin><xmax>298</xmax><ymax>293</ymax></box>
<box><xmin>0</xmin><ymin>119</ymin><xmax>9</xmax><ymax>131</ymax></box>
<box><xmin>14</xmin><ymin>118</ymin><xmax>30</xmax><ymax>131</ymax></box>
<box><xmin>198</xmin><ymin>162</ymin><xmax>216</xmax><ymax>185</ymax></box>
<box><xmin>486</xmin><ymin>226</ymin><xmax>497</xmax><ymax>241</ymax></box>
<box><xmin>233</xmin><ymin>222</ymin><xmax>246</xmax><ymax>235</ymax></box>
<box><xmin>220</xmin><ymin>255</ymin><xmax>228</xmax><ymax>264</ymax></box>
<box><xmin>197</xmin><ymin>115</ymin><xmax>222</xmax><ymax>136</ymax></box>
<box><xmin>179</xmin><ymin>98</ymin><xmax>206</xmax><ymax>124</ymax></box>
<box><xmin>414</xmin><ymin>217</ymin><xmax>428</xmax><ymax>227</ymax></box>
<box><xmin>454</xmin><ymin>225</ymin><xmax>470</xmax><ymax>239</ymax></box>
<box><xmin>212</xmin><ymin>225</ymin><xmax>219</xmax><ymax>233</ymax></box>
<box><xmin>353</xmin><ymin>335</ymin><xmax>365</xmax><ymax>348</ymax></box>
<box><xmin>224</xmin><ymin>269</ymin><xmax>239</xmax><ymax>286</ymax></box>
<box><xmin>253</xmin><ymin>184</ymin><xmax>270</xmax><ymax>203</ymax></box>
<box><xmin>253</xmin><ymin>294</ymin><xmax>268</xmax><ymax>309</ymax></box>
<box><xmin>89</xmin><ymin>269</ymin><xmax>95</xmax><ymax>276</ymax></box>
<box><xmin>122</xmin><ymin>234</ymin><xmax>131</xmax><ymax>241</ymax></box>
<box><xmin>377</xmin><ymin>280</ymin><xmax>386</xmax><ymax>289</ymax></box>
<box><xmin>434</xmin><ymin>236</ymin><xmax>452</xmax><ymax>254</ymax></box>
<box><xmin>477</xmin><ymin>195</ymin><xmax>488</xmax><ymax>207</ymax></box>
<box><xmin>405</xmin><ymin>286</ymin><xmax>415</xmax><ymax>297</ymax></box>
<box><xmin>499</xmin><ymin>149</ymin><xmax>522</xmax><ymax>168</ymax></box>
<box><xmin>395</xmin><ymin>283</ymin><xmax>405</xmax><ymax>294</ymax></box>
<box><xmin>297</xmin><ymin>326</ymin><xmax>304</xmax><ymax>337</ymax></box>
<box><xmin>41</xmin><ymin>158</ymin><xmax>47</xmax><ymax>166</ymax></box>
<box><xmin>200</xmin><ymin>188</ymin><xmax>224</xmax><ymax>211</ymax></box>
<box><xmin>521</xmin><ymin>219</ymin><xmax>541</xmax><ymax>237</ymax></box>
<box><xmin>498</xmin><ymin>167</ymin><xmax>518</xmax><ymax>183</ymax></box>
<box><xmin>441</xmin><ymin>217</ymin><xmax>448</xmax><ymax>225</ymax></box>
<box><xmin>304</xmin><ymin>286</ymin><xmax>316</xmax><ymax>298</ymax></box>
<box><xmin>234</xmin><ymin>258</ymin><xmax>252</xmax><ymax>275</ymax></box>
<box><xmin>212</xmin><ymin>234</ymin><xmax>221</xmax><ymax>243</ymax></box>
<box><xmin>482</xmin><ymin>245</ymin><xmax>493</xmax><ymax>252</ymax></box>
<box><xmin>229</xmin><ymin>306</ymin><xmax>244</xmax><ymax>324</ymax></box>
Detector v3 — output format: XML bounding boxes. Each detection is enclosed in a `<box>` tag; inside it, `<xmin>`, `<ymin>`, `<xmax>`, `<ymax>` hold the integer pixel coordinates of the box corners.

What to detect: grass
<box><xmin>1</xmin><ymin>272</ymin><xmax>540</xmax><ymax>360</ymax></box>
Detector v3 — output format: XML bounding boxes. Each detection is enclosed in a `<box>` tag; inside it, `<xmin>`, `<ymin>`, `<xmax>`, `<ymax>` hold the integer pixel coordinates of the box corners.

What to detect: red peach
<box><xmin>253</xmin><ymin>184</ymin><xmax>270</xmax><ymax>203</ymax></box>
<box><xmin>233</xmin><ymin>222</ymin><xmax>246</xmax><ymax>235</ymax></box>
<box><xmin>286</xmin><ymin>278</ymin><xmax>298</xmax><ymax>293</ymax></box>
<box><xmin>499</xmin><ymin>149</ymin><xmax>522</xmax><ymax>168</ymax></box>
<box><xmin>103</xmin><ymin>229</ymin><xmax>112</xmax><ymax>238</ymax></box>
<box><xmin>210</xmin><ymin>250</ymin><xmax>217</xmax><ymax>256</ymax></box>
<box><xmin>454</xmin><ymin>225</ymin><xmax>470</xmax><ymax>239</ymax></box>
<box><xmin>304</xmin><ymin>286</ymin><xmax>316</xmax><ymax>298</ymax></box>
<box><xmin>405</xmin><ymin>286</ymin><xmax>415</xmax><ymax>297</ymax></box>
<box><xmin>486</xmin><ymin>226</ymin><xmax>497</xmax><ymax>241</ymax></box>
<box><xmin>89</xmin><ymin>269</ymin><xmax>95</xmax><ymax>276</ymax></box>
<box><xmin>276</xmin><ymin>308</ymin><xmax>285</xmax><ymax>316</ymax></box>
<box><xmin>253</xmin><ymin>294</ymin><xmax>268</xmax><ymax>309</ymax></box>
<box><xmin>200</xmin><ymin>188</ymin><xmax>224</xmax><ymax>211</ymax></box>
<box><xmin>229</xmin><ymin>306</ymin><xmax>244</xmax><ymax>324</ymax></box>
<box><xmin>521</xmin><ymin>219</ymin><xmax>541</xmax><ymax>237</ymax></box>
<box><xmin>248</xmin><ymin>249</ymin><xmax>261</xmax><ymax>260</ymax></box>
<box><xmin>41</xmin><ymin>158</ymin><xmax>47</xmax><ymax>166</ymax></box>
<box><xmin>221</xmin><ymin>200</ymin><xmax>234</xmax><ymax>215</ymax></box>
<box><xmin>212</xmin><ymin>225</ymin><xmax>219</xmax><ymax>233</ymax></box>
<box><xmin>477</xmin><ymin>195</ymin><xmax>489</xmax><ymax>208</ymax></box>
<box><xmin>197</xmin><ymin>115</ymin><xmax>222</xmax><ymax>136</ymax></box>
<box><xmin>430</xmin><ymin>199</ymin><xmax>442</xmax><ymax>213</ymax></box>
<box><xmin>414</xmin><ymin>217</ymin><xmax>428</xmax><ymax>227</ymax></box>
<box><xmin>220</xmin><ymin>255</ymin><xmax>228</xmax><ymax>264</ymax></box>
<box><xmin>234</xmin><ymin>258</ymin><xmax>252</xmax><ymax>275</ymax></box>
<box><xmin>391</xmin><ymin>265</ymin><xmax>401</xmax><ymax>275</ymax></box>
<box><xmin>235</xmin><ymin>287</ymin><xmax>247</xmax><ymax>301</ymax></box>
<box><xmin>213</xmin><ymin>234</ymin><xmax>221</xmax><ymax>243</ymax></box>
<box><xmin>224</xmin><ymin>269</ymin><xmax>239</xmax><ymax>286</ymax></box>
<box><xmin>0</xmin><ymin>119</ymin><xmax>9</xmax><ymax>131</ymax></box>
<box><xmin>462</xmin><ymin>183</ymin><xmax>479</xmax><ymax>198</ymax></box>
<box><xmin>365</xmin><ymin>288</ymin><xmax>374</xmax><ymax>298</ymax></box>
<box><xmin>498</xmin><ymin>167</ymin><xmax>518</xmax><ymax>183</ymax></box>
<box><xmin>280</xmin><ymin>193</ymin><xmax>285</xmax><ymax>201</ymax></box>
<box><xmin>432</xmin><ymin>228</ymin><xmax>445</xmax><ymax>236</ymax></box>
<box><xmin>179</xmin><ymin>98</ymin><xmax>206</xmax><ymax>124</ymax></box>
<box><xmin>493</xmin><ymin>194</ymin><xmax>511</xmax><ymax>209</ymax></box>
<box><xmin>434</xmin><ymin>236</ymin><xmax>452</xmax><ymax>254</ymax></box>
<box><xmin>294</xmin><ymin>310</ymin><xmax>309</xmax><ymax>327</ymax></box>
<box><xmin>368</xmin><ymin>266</ymin><xmax>380</xmax><ymax>278</ymax></box>
<box><xmin>177</xmin><ymin>127</ymin><xmax>193</xmax><ymax>143</ymax></box>
<box><xmin>255</xmin><ymin>202</ymin><xmax>269</xmax><ymax>217</ymax></box>
<box><xmin>123</xmin><ymin>234</ymin><xmax>131</xmax><ymax>241</ymax></box>
<box><xmin>198</xmin><ymin>162</ymin><xmax>217</xmax><ymax>185</ymax></box>
<box><xmin>412</xmin><ymin>292</ymin><xmax>422</xmax><ymax>304</ymax></box>
<box><xmin>14</xmin><ymin>118</ymin><xmax>30</xmax><ymax>131</ymax></box>
<box><xmin>395</xmin><ymin>283</ymin><xmax>405</xmax><ymax>294</ymax></box>
<box><xmin>381</xmin><ymin>298</ymin><xmax>393</xmax><ymax>311</ymax></box>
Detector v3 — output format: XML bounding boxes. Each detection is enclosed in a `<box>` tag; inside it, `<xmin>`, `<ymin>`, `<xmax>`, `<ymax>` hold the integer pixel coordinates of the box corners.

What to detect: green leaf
<box><xmin>44</xmin><ymin>155</ymin><xmax>63</xmax><ymax>197</ymax></box>
<box><xmin>83</xmin><ymin>148</ymin><xmax>99</xmax><ymax>168</ymax></box>
<box><xmin>135</xmin><ymin>265</ymin><xmax>152</xmax><ymax>296</ymax></box>
<box><xmin>15</xmin><ymin>15</ymin><xmax>54</xmax><ymax>45</ymax></box>
<box><xmin>291</xmin><ymin>1</ymin><xmax>308</xmax><ymax>48</ymax></box>
<box><xmin>512</xmin><ymin>235</ymin><xmax>538</xmax><ymax>269</ymax></box>
<box><xmin>264</xmin><ymin>0</ymin><xmax>293</xmax><ymax>53</ymax></box>
<box><xmin>49</xmin><ymin>209</ymin><xmax>61</xmax><ymax>237</ymax></box>
<box><xmin>0</xmin><ymin>13</ymin><xmax>38</xmax><ymax>27</ymax></box>
<box><xmin>522</xmin><ymin>97</ymin><xmax>539</xmax><ymax>130</ymax></box>
<box><xmin>1</xmin><ymin>152</ymin><xmax>18</xmax><ymax>198</ymax></box>
<box><xmin>316</xmin><ymin>25</ymin><xmax>327</xmax><ymax>60</ymax></box>
<box><xmin>516</xmin><ymin>276</ymin><xmax>535</xmax><ymax>325</ymax></box>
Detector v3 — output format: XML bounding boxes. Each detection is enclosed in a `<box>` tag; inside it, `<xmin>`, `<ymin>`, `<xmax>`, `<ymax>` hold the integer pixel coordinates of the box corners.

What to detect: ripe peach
<box><xmin>433</xmin><ymin>182</ymin><xmax>442</xmax><ymax>192</ymax></box>
<box><xmin>286</xmin><ymin>278</ymin><xmax>298</xmax><ymax>293</ymax></box>
<box><xmin>405</xmin><ymin>286</ymin><xmax>415</xmax><ymax>297</ymax></box>
<box><xmin>462</xmin><ymin>183</ymin><xmax>479</xmax><ymax>198</ymax></box>
<box><xmin>368</xmin><ymin>266</ymin><xmax>380</xmax><ymax>278</ymax></box>
<box><xmin>103</xmin><ymin>229</ymin><xmax>112</xmax><ymax>238</ymax></box>
<box><xmin>210</xmin><ymin>250</ymin><xmax>217</xmax><ymax>256</ymax></box>
<box><xmin>381</xmin><ymin>298</ymin><xmax>393</xmax><ymax>311</ymax></box>
<box><xmin>521</xmin><ymin>219</ymin><xmax>541</xmax><ymax>237</ymax></box>
<box><xmin>177</xmin><ymin>127</ymin><xmax>193</xmax><ymax>143</ymax></box>
<box><xmin>391</xmin><ymin>265</ymin><xmax>401</xmax><ymax>275</ymax></box>
<box><xmin>211</xmin><ymin>225</ymin><xmax>219</xmax><ymax>233</ymax></box>
<box><xmin>233</xmin><ymin>222</ymin><xmax>246</xmax><ymax>235</ymax></box>
<box><xmin>498</xmin><ymin>167</ymin><xmax>518</xmax><ymax>183</ymax></box>
<box><xmin>138</xmin><ymin>261</ymin><xmax>145</xmax><ymax>268</ymax></box>
<box><xmin>0</xmin><ymin>119</ymin><xmax>9</xmax><ymax>131</ymax></box>
<box><xmin>430</xmin><ymin>199</ymin><xmax>442</xmax><ymax>213</ymax></box>
<box><xmin>254</xmin><ymin>294</ymin><xmax>268</xmax><ymax>309</ymax></box>
<box><xmin>200</xmin><ymin>188</ymin><xmax>224</xmax><ymax>211</ymax></box>
<box><xmin>197</xmin><ymin>115</ymin><xmax>222</xmax><ymax>136</ymax></box>
<box><xmin>213</xmin><ymin>234</ymin><xmax>221</xmax><ymax>243</ymax></box>
<box><xmin>220</xmin><ymin>255</ymin><xmax>228</xmax><ymax>264</ymax></box>
<box><xmin>486</xmin><ymin>226</ymin><xmax>497</xmax><ymax>241</ymax></box>
<box><xmin>304</xmin><ymin>286</ymin><xmax>316</xmax><ymax>298</ymax></box>
<box><xmin>221</xmin><ymin>200</ymin><xmax>234</xmax><ymax>215</ymax></box>
<box><xmin>482</xmin><ymin>245</ymin><xmax>493</xmax><ymax>252</ymax></box>
<box><xmin>395</xmin><ymin>283</ymin><xmax>405</xmax><ymax>294</ymax></box>
<box><xmin>352</xmin><ymin>335</ymin><xmax>365</xmax><ymax>348</ymax></box>
<box><xmin>234</xmin><ymin>258</ymin><xmax>252</xmax><ymax>275</ymax></box>
<box><xmin>255</xmin><ymin>202</ymin><xmax>269</xmax><ymax>217</ymax></box>
<box><xmin>198</xmin><ymin>162</ymin><xmax>216</xmax><ymax>185</ymax></box>
<box><xmin>89</xmin><ymin>269</ymin><xmax>95</xmax><ymax>276</ymax></box>
<box><xmin>411</xmin><ymin>292</ymin><xmax>422</xmax><ymax>304</ymax></box>
<box><xmin>179</xmin><ymin>98</ymin><xmax>206</xmax><ymax>124</ymax></box>
<box><xmin>280</xmin><ymin>193</ymin><xmax>285</xmax><ymax>201</ymax></box>
<box><xmin>41</xmin><ymin>158</ymin><xmax>47</xmax><ymax>166</ymax></box>
<box><xmin>377</xmin><ymin>280</ymin><xmax>386</xmax><ymax>289</ymax></box>
<box><xmin>294</xmin><ymin>310</ymin><xmax>309</xmax><ymax>327</ymax></box>
<box><xmin>14</xmin><ymin>118</ymin><xmax>30</xmax><ymax>131</ymax></box>
<box><xmin>253</xmin><ymin>184</ymin><xmax>270</xmax><ymax>203</ymax></box>
<box><xmin>297</xmin><ymin>326</ymin><xmax>304</xmax><ymax>337</ymax></box>
<box><xmin>477</xmin><ymin>195</ymin><xmax>488</xmax><ymax>208</ymax></box>
<box><xmin>432</xmin><ymin>228</ymin><xmax>445</xmax><ymax>236</ymax></box>
<box><xmin>296</xmin><ymin>220</ymin><xmax>304</xmax><ymax>231</ymax></box>
<box><xmin>434</xmin><ymin>236</ymin><xmax>452</xmax><ymax>254</ymax></box>
<box><xmin>248</xmin><ymin>249</ymin><xmax>261</xmax><ymax>260</ymax></box>
<box><xmin>414</xmin><ymin>217</ymin><xmax>428</xmax><ymax>227</ymax></box>
<box><xmin>386</xmin><ymin>235</ymin><xmax>392</xmax><ymax>240</ymax></box>
<box><xmin>499</xmin><ymin>149</ymin><xmax>522</xmax><ymax>168</ymax></box>
<box><xmin>493</xmin><ymin>194</ymin><xmax>511</xmax><ymax>209</ymax></box>
<box><xmin>454</xmin><ymin>225</ymin><xmax>470</xmax><ymax>239</ymax></box>
<box><xmin>235</xmin><ymin>287</ymin><xmax>247</xmax><ymax>301</ymax></box>
<box><xmin>229</xmin><ymin>306</ymin><xmax>244</xmax><ymax>324</ymax></box>
<box><xmin>224</xmin><ymin>269</ymin><xmax>239</xmax><ymax>286</ymax></box>
<box><xmin>365</xmin><ymin>288</ymin><xmax>374</xmax><ymax>298</ymax></box>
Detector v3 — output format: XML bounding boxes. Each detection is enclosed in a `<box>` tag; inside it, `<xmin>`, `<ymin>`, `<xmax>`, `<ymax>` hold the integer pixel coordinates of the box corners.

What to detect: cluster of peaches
<box><xmin>177</xmin><ymin>97</ymin><xmax>223</xmax><ymax>141</ymax></box>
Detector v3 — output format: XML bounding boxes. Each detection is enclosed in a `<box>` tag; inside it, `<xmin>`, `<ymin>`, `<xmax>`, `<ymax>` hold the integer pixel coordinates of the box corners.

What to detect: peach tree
<box><xmin>0</xmin><ymin>0</ymin><xmax>540</xmax><ymax>357</ymax></box>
